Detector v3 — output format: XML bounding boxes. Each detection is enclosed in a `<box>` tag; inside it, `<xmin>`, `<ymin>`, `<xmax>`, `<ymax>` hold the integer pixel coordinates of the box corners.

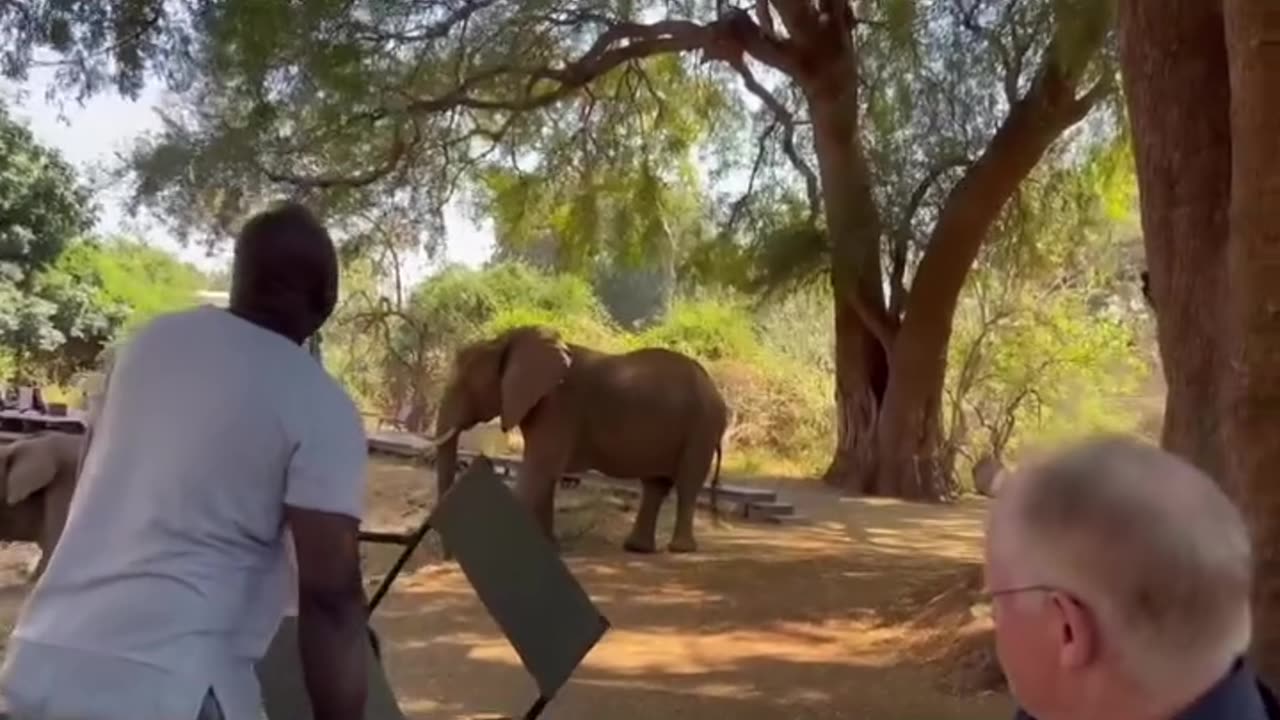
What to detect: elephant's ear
<box><xmin>3</xmin><ymin>438</ymin><xmax>58</xmax><ymax>505</ymax></box>
<box><xmin>499</xmin><ymin>330</ymin><xmax>571</xmax><ymax>432</ymax></box>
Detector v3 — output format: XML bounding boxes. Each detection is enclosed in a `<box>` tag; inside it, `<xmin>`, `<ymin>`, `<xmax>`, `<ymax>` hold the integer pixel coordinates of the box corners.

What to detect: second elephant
<box><xmin>431</xmin><ymin>325</ymin><xmax>729</xmax><ymax>554</ymax></box>
<box><xmin>0</xmin><ymin>431</ymin><xmax>84</xmax><ymax>581</ymax></box>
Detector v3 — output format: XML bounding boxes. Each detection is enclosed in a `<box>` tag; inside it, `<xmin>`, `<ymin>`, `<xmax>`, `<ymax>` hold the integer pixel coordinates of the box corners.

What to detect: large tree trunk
<box><xmin>1116</xmin><ymin>0</ymin><xmax>1233</xmax><ymax>487</ymax></box>
<box><xmin>825</xmin><ymin>292</ymin><xmax>889</xmax><ymax>493</ymax></box>
<box><xmin>1119</xmin><ymin>0</ymin><xmax>1280</xmax><ymax>680</ymax></box>
<box><xmin>1222</xmin><ymin>0</ymin><xmax>1280</xmax><ymax>682</ymax></box>
<box><xmin>805</xmin><ymin>47</ymin><xmax>892</xmax><ymax>493</ymax></box>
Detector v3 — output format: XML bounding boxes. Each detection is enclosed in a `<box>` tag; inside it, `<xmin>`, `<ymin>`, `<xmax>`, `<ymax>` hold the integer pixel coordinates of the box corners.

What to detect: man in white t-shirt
<box><xmin>0</xmin><ymin>201</ymin><xmax>370</xmax><ymax>720</ymax></box>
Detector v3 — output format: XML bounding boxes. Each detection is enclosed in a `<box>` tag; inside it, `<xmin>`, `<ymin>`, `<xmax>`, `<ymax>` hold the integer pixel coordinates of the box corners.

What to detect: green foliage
<box><xmin>0</xmin><ymin>106</ymin><xmax>102</xmax><ymax>383</ymax></box>
<box><xmin>944</xmin><ymin>136</ymin><xmax>1151</xmax><ymax>483</ymax></box>
<box><xmin>3</xmin><ymin>237</ymin><xmax>209</xmax><ymax>384</ymax></box>
<box><xmin>755</xmin><ymin>284</ymin><xmax>835</xmax><ymax>376</ymax></box>
<box><xmin>328</xmin><ymin>259</ymin><xmax>835</xmax><ymax>475</ymax></box>
<box><xmin>0</xmin><ymin>0</ymin><xmax>169</xmax><ymax>100</ymax></box>
<box><xmin>55</xmin><ymin>238</ymin><xmax>206</xmax><ymax>331</ymax></box>
<box><xmin>0</xmin><ymin>103</ymin><xmax>95</xmax><ymax>282</ymax></box>
<box><xmin>324</xmin><ymin>261</ymin><xmax>623</xmax><ymax>426</ymax></box>
<box><xmin>434</xmin><ymin>262</ymin><xmax>621</xmax><ymax>350</ymax></box>
<box><xmin>634</xmin><ymin>294</ymin><xmax>761</xmax><ymax>362</ymax></box>
<box><xmin>6</xmin><ymin>0</ymin><xmax>1134</xmax><ymax>487</ymax></box>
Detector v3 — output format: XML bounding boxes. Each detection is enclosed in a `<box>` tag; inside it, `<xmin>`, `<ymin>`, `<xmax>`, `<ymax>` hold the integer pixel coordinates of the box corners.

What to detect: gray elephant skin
<box><xmin>0</xmin><ymin>431</ymin><xmax>84</xmax><ymax>580</ymax></box>
<box><xmin>430</xmin><ymin>325</ymin><xmax>729</xmax><ymax>554</ymax></box>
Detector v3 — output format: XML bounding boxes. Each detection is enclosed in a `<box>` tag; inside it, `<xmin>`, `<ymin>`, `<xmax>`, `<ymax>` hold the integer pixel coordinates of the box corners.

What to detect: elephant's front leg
<box><xmin>513</xmin><ymin>468</ymin><xmax>558</xmax><ymax>544</ymax></box>
<box><xmin>624</xmin><ymin>477</ymin><xmax>671</xmax><ymax>554</ymax></box>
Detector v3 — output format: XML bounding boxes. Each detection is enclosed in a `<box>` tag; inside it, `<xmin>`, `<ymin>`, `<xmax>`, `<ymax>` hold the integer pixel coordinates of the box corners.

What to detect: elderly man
<box><xmin>985</xmin><ymin>435</ymin><xmax>1278</xmax><ymax>719</ymax></box>
<box><xmin>0</xmin><ymin>201</ymin><xmax>369</xmax><ymax>720</ymax></box>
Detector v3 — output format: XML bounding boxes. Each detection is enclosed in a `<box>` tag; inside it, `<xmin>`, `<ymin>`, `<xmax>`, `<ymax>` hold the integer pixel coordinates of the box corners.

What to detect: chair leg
<box><xmin>522</xmin><ymin>696</ymin><xmax>550</xmax><ymax>720</ymax></box>
<box><xmin>366</xmin><ymin>520</ymin><xmax>434</xmax><ymax>613</ymax></box>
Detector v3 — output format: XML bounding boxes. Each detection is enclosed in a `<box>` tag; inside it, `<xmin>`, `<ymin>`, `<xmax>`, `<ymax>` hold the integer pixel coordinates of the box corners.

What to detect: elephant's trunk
<box><xmin>432</xmin><ymin>386</ymin><xmax>467</xmax><ymax>503</ymax></box>
<box><xmin>434</xmin><ymin>431</ymin><xmax>460</xmax><ymax>501</ymax></box>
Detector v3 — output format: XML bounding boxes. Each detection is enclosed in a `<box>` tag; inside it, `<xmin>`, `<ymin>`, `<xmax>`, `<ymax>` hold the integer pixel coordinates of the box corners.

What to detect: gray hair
<box><xmin>1001</xmin><ymin>435</ymin><xmax>1252</xmax><ymax>692</ymax></box>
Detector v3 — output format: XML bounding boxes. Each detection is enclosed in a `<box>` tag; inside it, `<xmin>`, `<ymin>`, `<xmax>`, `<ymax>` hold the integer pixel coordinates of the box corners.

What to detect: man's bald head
<box><xmin>229</xmin><ymin>201</ymin><xmax>339</xmax><ymax>344</ymax></box>
<box><xmin>989</xmin><ymin>436</ymin><xmax>1252</xmax><ymax>694</ymax></box>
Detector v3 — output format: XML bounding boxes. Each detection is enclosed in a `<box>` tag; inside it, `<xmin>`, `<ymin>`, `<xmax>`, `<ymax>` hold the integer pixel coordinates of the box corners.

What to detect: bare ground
<box><xmin>357</xmin><ymin>458</ymin><xmax>1011</xmax><ymax>720</ymax></box>
<box><xmin>0</xmin><ymin>456</ymin><xmax>1009</xmax><ymax>720</ymax></box>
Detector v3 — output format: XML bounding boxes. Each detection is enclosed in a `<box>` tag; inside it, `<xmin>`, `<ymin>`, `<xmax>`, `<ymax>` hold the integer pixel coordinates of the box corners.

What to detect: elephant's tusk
<box><xmin>425</xmin><ymin>426</ymin><xmax>458</xmax><ymax>447</ymax></box>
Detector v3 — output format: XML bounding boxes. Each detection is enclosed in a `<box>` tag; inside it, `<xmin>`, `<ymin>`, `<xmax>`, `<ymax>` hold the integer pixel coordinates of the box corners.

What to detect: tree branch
<box><xmin>264</xmin><ymin>13</ymin><xmax>803</xmax><ymax>190</ymax></box>
<box><xmin>889</xmin><ymin>155</ymin><xmax>973</xmax><ymax>314</ymax></box>
<box><xmin>1063</xmin><ymin>73</ymin><xmax>1115</xmax><ymax>120</ymax></box>
<box><xmin>22</xmin><ymin>2</ymin><xmax>164</xmax><ymax>74</ymax></box>
<box><xmin>897</xmin><ymin>13</ymin><xmax>1111</xmax><ymax>332</ymax></box>
<box><xmin>727</xmin><ymin>56</ymin><xmax>821</xmax><ymax>222</ymax></box>
<box><xmin>347</xmin><ymin>0</ymin><xmax>500</xmax><ymax>45</ymax></box>
<box><xmin>847</xmin><ymin>288</ymin><xmax>900</xmax><ymax>351</ymax></box>
<box><xmin>726</xmin><ymin>123</ymin><xmax>777</xmax><ymax>229</ymax></box>
<box><xmin>768</xmin><ymin>0</ymin><xmax>823</xmax><ymax>44</ymax></box>
<box><xmin>257</xmin><ymin>120</ymin><xmax>419</xmax><ymax>189</ymax></box>
<box><xmin>756</xmin><ymin>0</ymin><xmax>779</xmax><ymax>40</ymax></box>
<box><xmin>406</xmin><ymin>15</ymin><xmax>797</xmax><ymax>116</ymax></box>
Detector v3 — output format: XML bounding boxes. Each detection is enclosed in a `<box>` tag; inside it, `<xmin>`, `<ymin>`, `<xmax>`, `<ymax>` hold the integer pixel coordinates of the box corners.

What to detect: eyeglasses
<box><xmin>985</xmin><ymin>583</ymin><xmax>1058</xmax><ymax>600</ymax></box>
<box><xmin>984</xmin><ymin>583</ymin><xmax>1088</xmax><ymax>620</ymax></box>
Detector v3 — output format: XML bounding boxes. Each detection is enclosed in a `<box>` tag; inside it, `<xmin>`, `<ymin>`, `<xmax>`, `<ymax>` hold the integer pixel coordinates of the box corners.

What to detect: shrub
<box><xmin>337</xmin><ymin>265</ymin><xmax>837</xmax><ymax>477</ymax></box>
<box><xmin>633</xmin><ymin>294</ymin><xmax>761</xmax><ymax>362</ymax></box>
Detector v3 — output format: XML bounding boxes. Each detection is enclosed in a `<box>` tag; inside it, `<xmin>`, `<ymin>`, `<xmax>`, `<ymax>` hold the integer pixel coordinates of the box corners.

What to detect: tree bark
<box><xmin>825</xmin><ymin>291</ymin><xmax>889</xmax><ymax>492</ymax></box>
<box><xmin>804</xmin><ymin>44</ymin><xmax>896</xmax><ymax>494</ymax></box>
<box><xmin>1116</xmin><ymin>0</ymin><xmax>1233</xmax><ymax>487</ymax></box>
<box><xmin>1222</xmin><ymin>0</ymin><xmax>1280</xmax><ymax>683</ymax></box>
<box><xmin>874</xmin><ymin>58</ymin><xmax>1105</xmax><ymax>500</ymax></box>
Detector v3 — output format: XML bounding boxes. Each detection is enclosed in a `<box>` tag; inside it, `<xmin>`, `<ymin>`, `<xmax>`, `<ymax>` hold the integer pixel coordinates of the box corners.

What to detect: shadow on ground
<box><xmin>361</xmin><ymin>460</ymin><xmax>1012</xmax><ymax>720</ymax></box>
<box><xmin>0</xmin><ymin>457</ymin><xmax>1010</xmax><ymax>720</ymax></box>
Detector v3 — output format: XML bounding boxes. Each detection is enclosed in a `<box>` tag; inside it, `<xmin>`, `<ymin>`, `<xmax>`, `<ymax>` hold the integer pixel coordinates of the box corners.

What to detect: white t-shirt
<box><xmin>0</xmin><ymin>306</ymin><xmax>368</xmax><ymax>720</ymax></box>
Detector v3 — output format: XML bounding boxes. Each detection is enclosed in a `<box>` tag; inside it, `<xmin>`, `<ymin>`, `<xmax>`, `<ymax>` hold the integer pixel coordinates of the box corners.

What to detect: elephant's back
<box><xmin>617</xmin><ymin>347</ymin><xmax>728</xmax><ymax>426</ymax></box>
<box><xmin>585</xmin><ymin>347</ymin><xmax>718</xmax><ymax>411</ymax></box>
<box><xmin>570</xmin><ymin>348</ymin><xmax>725</xmax><ymax>475</ymax></box>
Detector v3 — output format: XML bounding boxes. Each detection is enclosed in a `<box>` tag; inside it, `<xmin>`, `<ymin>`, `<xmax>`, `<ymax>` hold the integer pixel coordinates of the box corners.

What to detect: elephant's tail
<box><xmin>710</xmin><ymin>443</ymin><xmax>723</xmax><ymax>525</ymax></box>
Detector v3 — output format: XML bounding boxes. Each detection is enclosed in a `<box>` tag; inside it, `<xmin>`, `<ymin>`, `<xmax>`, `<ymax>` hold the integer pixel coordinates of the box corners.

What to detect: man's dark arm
<box><xmin>285</xmin><ymin>506</ymin><xmax>368</xmax><ymax>720</ymax></box>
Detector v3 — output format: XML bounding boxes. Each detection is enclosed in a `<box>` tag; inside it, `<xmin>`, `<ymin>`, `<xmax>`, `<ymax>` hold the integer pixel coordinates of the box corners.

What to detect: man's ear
<box><xmin>1053</xmin><ymin>591</ymin><xmax>1098</xmax><ymax>670</ymax></box>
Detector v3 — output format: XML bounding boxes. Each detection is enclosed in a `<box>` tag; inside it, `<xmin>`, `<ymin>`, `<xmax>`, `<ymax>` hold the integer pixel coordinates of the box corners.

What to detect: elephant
<box><xmin>428</xmin><ymin>325</ymin><xmax>728</xmax><ymax>554</ymax></box>
<box><xmin>0</xmin><ymin>431</ymin><xmax>84</xmax><ymax>581</ymax></box>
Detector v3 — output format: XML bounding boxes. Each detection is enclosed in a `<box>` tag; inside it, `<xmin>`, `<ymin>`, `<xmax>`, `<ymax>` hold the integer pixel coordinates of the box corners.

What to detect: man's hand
<box><xmin>286</xmin><ymin>506</ymin><xmax>368</xmax><ymax>720</ymax></box>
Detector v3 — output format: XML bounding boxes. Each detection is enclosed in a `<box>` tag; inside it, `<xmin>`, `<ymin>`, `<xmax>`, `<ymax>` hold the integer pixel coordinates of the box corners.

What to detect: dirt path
<box><xmin>0</xmin><ymin>457</ymin><xmax>1010</xmax><ymax>719</ymax></box>
<box><xmin>360</xmin><ymin>459</ymin><xmax>1012</xmax><ymax>720</ymax></box>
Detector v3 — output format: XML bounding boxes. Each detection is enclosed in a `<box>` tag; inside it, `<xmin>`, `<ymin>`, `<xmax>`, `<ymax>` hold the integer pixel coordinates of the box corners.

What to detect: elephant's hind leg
<box><xmin>669</xmin><ymin>443</ymin><xmax>716</xmax><ymax>553</ymax></box>
<box><xmin>624</xmin><ymin>477</ymin><xmax>671</xmax><ymax>554</ymax></box>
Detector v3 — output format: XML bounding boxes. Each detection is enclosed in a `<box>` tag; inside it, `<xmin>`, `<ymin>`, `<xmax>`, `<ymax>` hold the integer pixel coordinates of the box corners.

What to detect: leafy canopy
<box><xmin>944</xmin><ymin>135</ymin><xmax>1149</xmax><ymax>474</ymax></box>
<box><xmin>0</xmin><ymin>102</ymin><xmax>94</xmax><ymax>283</ymax></box>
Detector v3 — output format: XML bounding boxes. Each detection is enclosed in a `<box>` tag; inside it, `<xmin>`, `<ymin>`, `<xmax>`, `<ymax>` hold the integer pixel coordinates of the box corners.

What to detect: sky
<box><xmin>4</xmin><ymin>67</ymin><xmax>496</xmax><ymax>283</ymax></box>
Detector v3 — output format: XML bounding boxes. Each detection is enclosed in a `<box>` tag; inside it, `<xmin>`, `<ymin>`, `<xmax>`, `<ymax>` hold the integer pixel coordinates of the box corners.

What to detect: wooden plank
<box><xmin>0</xmin><ymin>425</ymin><xmax>84</xmax><ymax>442</ymax></box>
<box><xmin>362</xmin><ymin>443</ymin><xmax>785</xmax><ymax>514</ymax></box>
<box><xmin>358</xmin><ymin>529</ymin><xmax>415</xmax><ymax>545</ymax></box>
<box><xmin>366</xmin><ymin>431</ymin><xmax>429</xmax><ymax>458</ymax></box>
<box><xmin>744</xmin><ymin>500</ymin><xmax>796</xmax><ymax>520</ymax></box>
<box><xmin>0</xmin><ymin>410</ymin><xmax>87</xmax><ymax>426</ymax></box>
<box><xmin>572</xmin><ymin>470</ymin><xmax>776</xmax><ymax>504</ymax></box>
